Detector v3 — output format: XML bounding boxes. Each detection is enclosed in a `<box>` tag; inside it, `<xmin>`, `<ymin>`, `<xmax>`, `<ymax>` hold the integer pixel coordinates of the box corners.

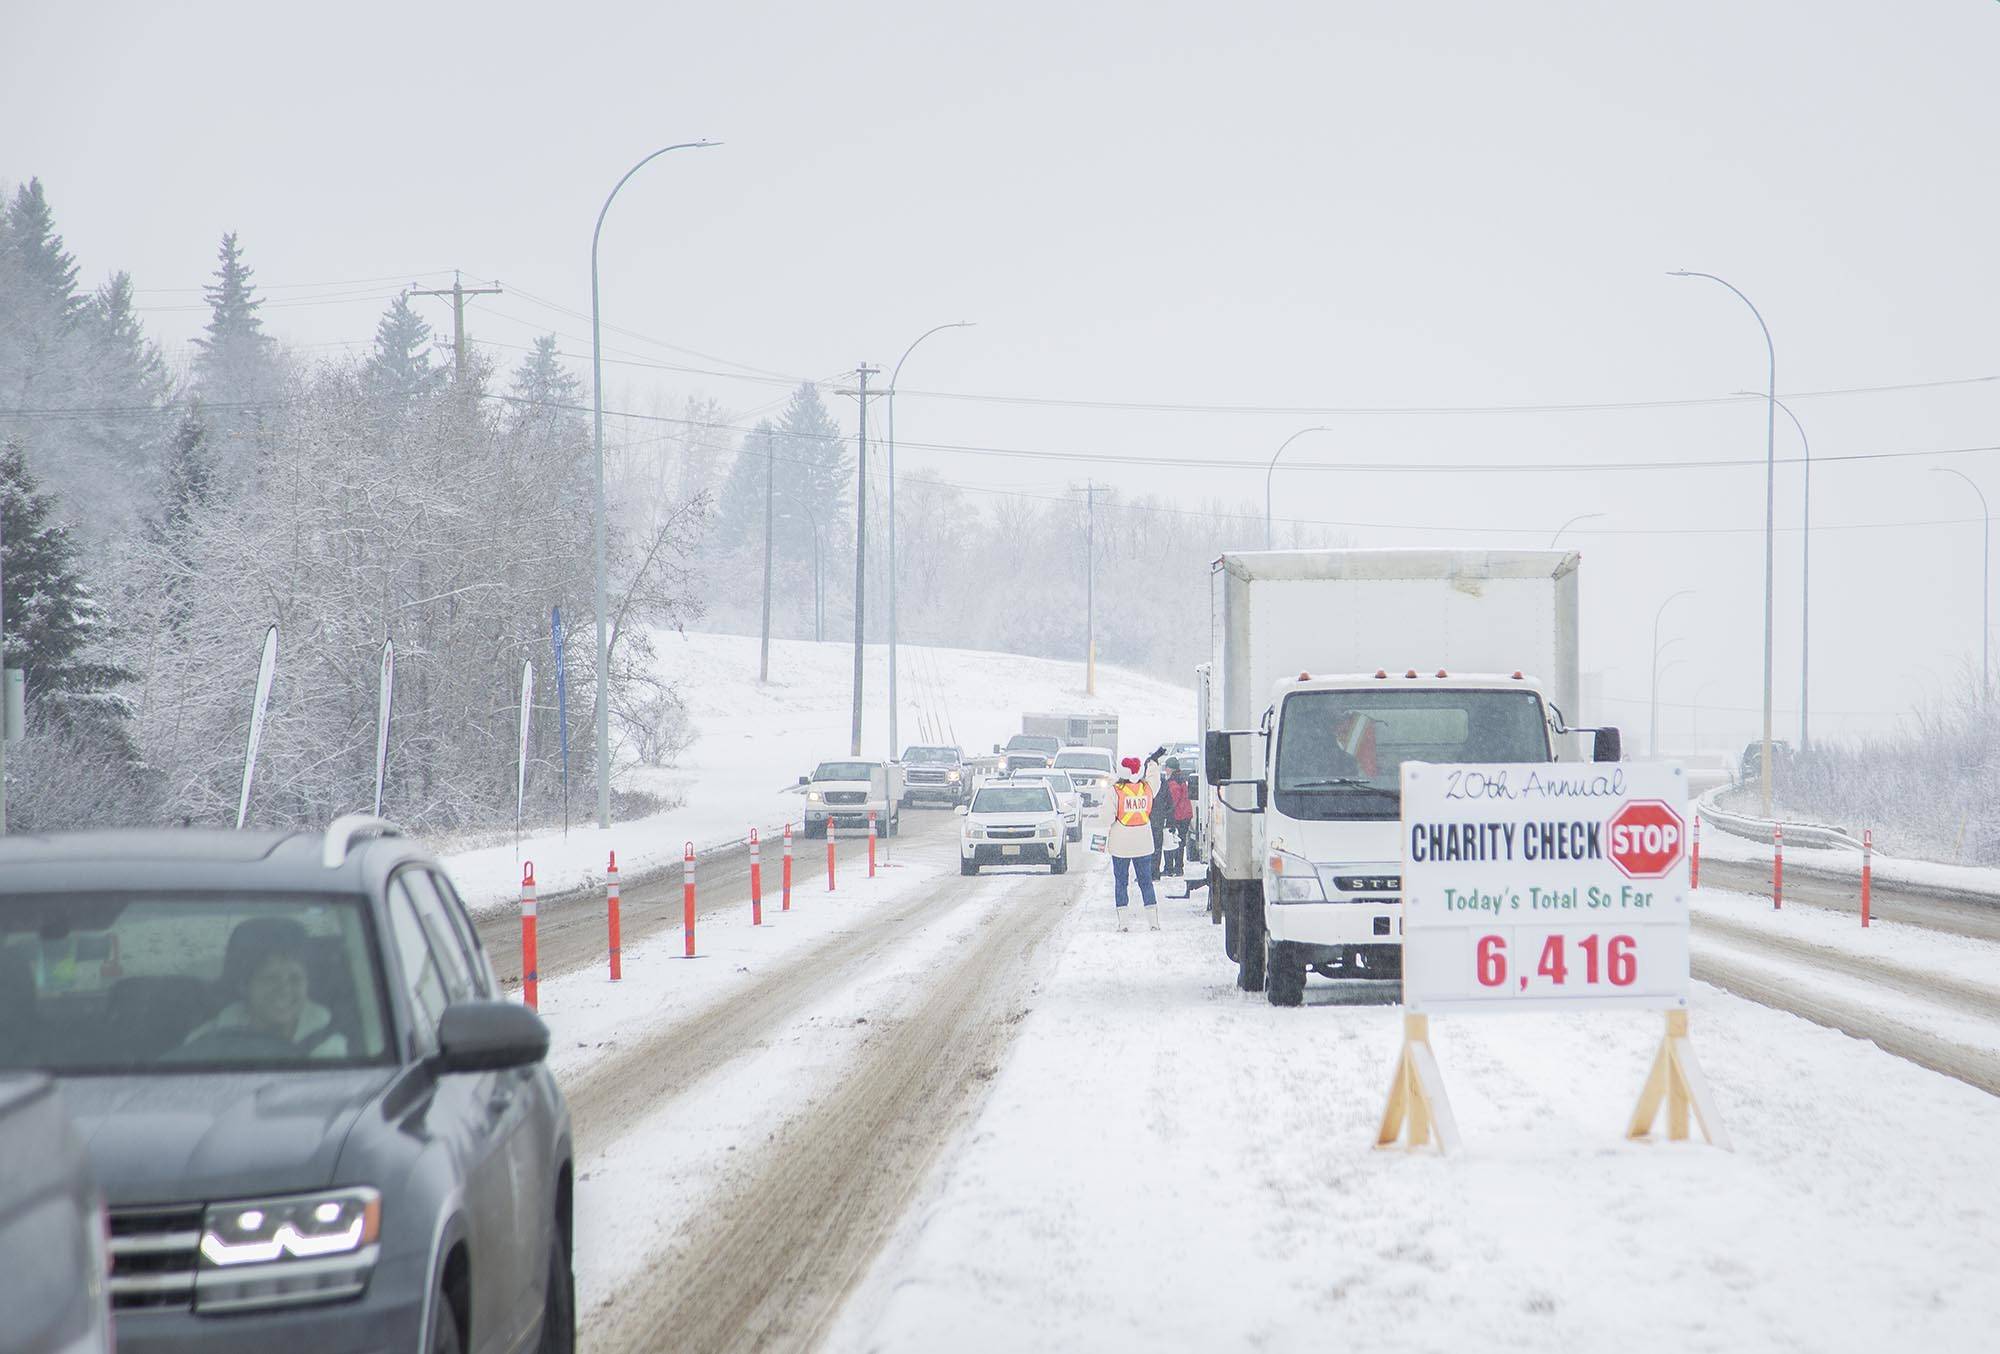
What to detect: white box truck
<box><xmin>1203</xmin><ymin>549</ymin><xmax>1621</xmax><ymax>1006</ymax></box>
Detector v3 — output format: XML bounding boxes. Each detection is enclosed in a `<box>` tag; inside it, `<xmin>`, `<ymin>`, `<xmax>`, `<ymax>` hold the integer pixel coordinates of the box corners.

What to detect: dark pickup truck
<box><xmin>899</xmin><ymin>745</ymin><xmax>970</xmax><ymax>807</ymax></box>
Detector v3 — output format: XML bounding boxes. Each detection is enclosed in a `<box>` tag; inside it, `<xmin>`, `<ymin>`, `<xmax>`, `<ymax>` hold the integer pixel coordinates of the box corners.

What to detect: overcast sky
<box><xmin>8</xmin><ymin>0</ymin><xmax>1999</xmax><ymax>752</ymax></box>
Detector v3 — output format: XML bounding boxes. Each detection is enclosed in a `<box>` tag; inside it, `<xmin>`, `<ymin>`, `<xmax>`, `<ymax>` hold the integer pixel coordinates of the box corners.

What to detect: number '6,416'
<box><xmin>1476</xmin><ymin>934</ymin><xmax>1635</xmax><ymax>988</ymax></box>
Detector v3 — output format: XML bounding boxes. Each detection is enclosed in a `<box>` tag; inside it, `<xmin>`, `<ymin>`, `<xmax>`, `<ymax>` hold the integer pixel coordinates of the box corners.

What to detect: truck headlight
<box><xmin>1267</xmin><ymin>850</ymin><xmax>1325</xmax><ymax>902</ymax></box>
<box><xmin>807</xmin><ymin>791</ymin><xmax>823</xmax><ymax>804</ymax></box>
<box><xmin>947</xmin><ymin>769</ymin><xmax>962</xmax><ymax>781</ymax></box>
<box><xmin>196</xmin><ymin>1187</ymin><xmax>381</xmax><ymax>1312</ymax></box>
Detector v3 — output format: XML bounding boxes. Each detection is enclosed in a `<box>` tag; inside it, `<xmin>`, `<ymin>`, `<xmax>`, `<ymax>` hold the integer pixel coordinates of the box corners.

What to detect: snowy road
<box><xmin>1698</xmin><ymin>853</ymin><xmax>2000</xmax><ymax>940</ymax></box>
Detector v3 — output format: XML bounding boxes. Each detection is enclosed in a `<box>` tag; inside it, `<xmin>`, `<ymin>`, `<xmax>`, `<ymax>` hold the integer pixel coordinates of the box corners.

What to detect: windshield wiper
<box><xmin>1285</xmin><ymin>778</ymin><xmax>1396</xmax><ymax>793</ymax></box>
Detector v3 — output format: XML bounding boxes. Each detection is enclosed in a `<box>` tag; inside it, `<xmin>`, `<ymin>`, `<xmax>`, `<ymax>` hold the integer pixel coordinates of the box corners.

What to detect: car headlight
<box><xmin>196</xmin><ymin>1187</ymin><xmax>381</xmax><ymax>1313</ymax></box>
<box><xmin>807</xmin><ymin>790</ymin><xmax>823</xmax><ymax>803</ymax></box>
<box><xmin>1267</xmin><ymin>850</ymin><xmax>1326</xmax><ymax>902</ymax></box>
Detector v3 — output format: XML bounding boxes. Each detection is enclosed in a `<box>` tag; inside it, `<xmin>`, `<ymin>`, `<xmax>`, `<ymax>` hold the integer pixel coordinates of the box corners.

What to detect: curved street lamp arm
<box><xmin>892</xmin><ymin>321</ymin><xmax>976</xmax><ymax>391</ymax></box>
<box><xmin>1265</xmin><ymin>425</ymin><xmax>1330</xmax><ymax>548</ymax></box>
<box><xmin>592</xmin><ymin>142</ymin><xmax>721</xmax><ymax>264</ymax></box>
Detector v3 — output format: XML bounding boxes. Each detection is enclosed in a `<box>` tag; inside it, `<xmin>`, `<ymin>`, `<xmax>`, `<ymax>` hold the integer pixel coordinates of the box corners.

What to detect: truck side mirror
<box><xmin>1204</xmin><ymin>730</ymin><xmax>1232</xmax><ymax>782</ymax></box>
<box><xmin>798</xmin><ymin>775</ymin><xmax>810</xmax><ymax>787</ymax></box>
<box><xmin>1593</xmin><ymin>728</ymin><xmax>1623</xmax><ymax>763</ymax></box>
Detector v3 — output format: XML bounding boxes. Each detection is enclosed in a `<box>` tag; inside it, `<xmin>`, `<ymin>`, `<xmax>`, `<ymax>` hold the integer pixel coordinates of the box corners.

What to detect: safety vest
<box><xmin>1114</xmin><ymin>780</ymin><xmax>1152</xmax><ymax>827</ymax></box>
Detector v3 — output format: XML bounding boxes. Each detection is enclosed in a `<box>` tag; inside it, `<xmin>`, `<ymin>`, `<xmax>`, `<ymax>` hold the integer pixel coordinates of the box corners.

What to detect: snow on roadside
<box><xmin>435</xmin><ymin>630</ymin><xmax>1193</xmax><ymax>914</ymax></box>
<box><xmin>1693</xmin><ymin>886</ymin><xmax>2000</xmax><ymax>998</ymax></box>
<box><xmin>826</xmin><ymin>887</ymin><xmax>2000</xmax><ymax>1353</ymax></box>
<box><xmin>1696</xmin><ymin>798</ymin><xmax>2000</xmax><ymax>897</ymax></box>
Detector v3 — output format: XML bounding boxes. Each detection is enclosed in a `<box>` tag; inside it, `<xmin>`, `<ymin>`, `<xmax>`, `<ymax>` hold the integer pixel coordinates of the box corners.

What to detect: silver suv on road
<box><xmin>0</xmin><ymin>816</ymin><xmax>573</xmax><ymax>1354</ymax></box>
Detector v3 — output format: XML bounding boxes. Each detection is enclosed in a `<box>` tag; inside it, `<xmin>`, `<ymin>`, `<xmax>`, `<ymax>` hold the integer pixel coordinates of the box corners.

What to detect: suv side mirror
<box><xmin>1205</xmin><ymin>730</ymin><xmax>1232</xmax><ymax>782</ymax></box>
<box><xmin>955</xmin><ymin>804</ymin><xmax>969</xmax><ymax>816</ymax></box>
<box><xmin>437</xmin><ymin>1001</ymin><xmax>548</xmax><ymax>1073</ymax></box>
<box><xmin>1593</xmin><ymin>728</ymin><xmax>1623</xmax><ymax>764</ymax></box>
<box><xmin>798</xmin><ymin>774</ymin><xmax>810</xmax><ymax>787</ymax></box>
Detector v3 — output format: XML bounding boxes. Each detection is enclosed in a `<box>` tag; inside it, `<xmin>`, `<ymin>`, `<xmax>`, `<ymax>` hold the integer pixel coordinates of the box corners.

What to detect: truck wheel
<box><xmin>1235</xmin><ymin>895</ymin><xmax>1266</xmax><ymax>992</ymax></box>
<box><xmin>1208</xmin><ymin>866</ymin><xmax>1223</xmax><ymax>925</ymax></box>
<box><xmin>1223</xmin><ymin>914</ymin><xmax>1239</xmax><ymax>962</ymax></box>
<box><xmin>1265</xmin><ymin>937</ymin><xmax>1305</xmax><ymax>1007</ymax></box>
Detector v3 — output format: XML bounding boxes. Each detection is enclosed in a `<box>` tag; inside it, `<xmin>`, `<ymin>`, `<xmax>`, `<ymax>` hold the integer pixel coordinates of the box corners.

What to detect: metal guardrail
<box><xmin>1695</xmin><ymin>785</ymin><xmax>1871</xmax><ymax>853</ymax></box>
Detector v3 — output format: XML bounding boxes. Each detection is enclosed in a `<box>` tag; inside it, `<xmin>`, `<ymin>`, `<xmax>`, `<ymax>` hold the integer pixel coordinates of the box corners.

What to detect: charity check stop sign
<box><xmin>1398</xmin><ymin>761</ymin><xmax>1691</xmax><ymax>1015</ymax></box>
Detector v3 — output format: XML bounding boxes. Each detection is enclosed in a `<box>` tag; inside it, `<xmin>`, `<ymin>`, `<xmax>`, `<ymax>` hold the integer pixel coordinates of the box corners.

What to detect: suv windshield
<box><xmin>901</xmin><ymin>746</ymin><xmax>959</xmax><ymax>764</ymax></box>
<box><xmin>1053</xmin><ymin>751</ymin><xmax>1110</xmax><ymax>772</ymax></box>
<box><xmin>972</xmin><ymin>787</ymin><xmax>1055</xmax><ymax>814</ymax></box>
<box><xmin>1274</xmin><ymin>689</ymin><xmax>1550</xmax><ymax>820</ymax></box>
<box><xmin>0</xmin><ymin>892</ymin><xmax>391</xmax><ymax>1073</ymax></box>
<box><xmin>813</xmin><ymin>761</ymin><xmax>877</xmax><ymax>781</ymax></box>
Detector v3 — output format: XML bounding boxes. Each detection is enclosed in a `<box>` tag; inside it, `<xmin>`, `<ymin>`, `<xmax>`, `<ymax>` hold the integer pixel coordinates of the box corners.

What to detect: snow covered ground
<box><xmin>825</xmin><ymin>883</ymin><xmax>2000</xmax><ymax>1353</ymax></box>
<box><xmin>1696</xmin><ymin>805</ymin><xmax>2000</xmax><ymax>899</ymax></box>
<box><xmin>436</xmin><ymin>630</ymin><xmax>1195</xmax><ymax>913</ymax></box>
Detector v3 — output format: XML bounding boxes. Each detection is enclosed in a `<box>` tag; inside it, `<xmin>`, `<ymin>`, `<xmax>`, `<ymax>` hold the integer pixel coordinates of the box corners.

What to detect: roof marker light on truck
<box><xmin>1512</xmin><ymin>670</ymin><xmax>1524</xmax><ymax>680</ymax></box>
<box><xmin>1405</xmin><ymin>669</ymin><xmax>1419</xmax><ymax>679</ymax></box>
<box><xmin>1436</xmin><ymin>669</ymin><xmax>1448</xmax><ymax>678</ymax></box>
<box><xmin>1374</xmin><ymin>670</ymin><xmax>1388</xmax><ymax>679</ymax></box>
<box><xmin>1298</xmin><ymin>671</ymin><xmax>1312</xmax><ymax>681</ymax></box>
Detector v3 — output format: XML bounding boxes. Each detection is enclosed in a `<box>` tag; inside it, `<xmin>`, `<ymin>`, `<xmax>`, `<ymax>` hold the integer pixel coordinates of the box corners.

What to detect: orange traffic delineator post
<box><xmin>682</xmin><ymin>841</ymin><xmax>697</xmax><ymax>958</ymax></box>
<box><xmin>521</xmin><ymin>861</ymin><xmax>540</xmax><ymax>1010</ymax></box>
<box><xmin>1772</xmin><ymin>824</ymin><xmax>1784</xmax><ymax>910</ymax></box>
<box><xmin>1690</xmin><ymin>813</ymin><xmax>1701</xmax><ymax>889</ymax></box>
<box><xmin>749</xmin><ymin>828</ymin><xmax>764</xmax><ymax>926</ymax></box>
<box><xmin>782</xmin><ymin>822</ymin><xmax>794</xmax><ymax>910</ymax></box>
<box><xmin>826</xmin><ymin>815</ymin><xmax>837</xmax><ymax>892</ymax></box>
<box><xmin>868</xmin><ymin>811</ymin><xmax>878</xmax><ymax>877</ymax></box>
<box><xmin>607</xmin><ymin>850</ymin><xmax>622</xmax><ymax>982</ymax></box>
<box><xmin>1861</xmin><ymin>829</ymin><xmax>1873</xmax><ymax>928</ymax></box>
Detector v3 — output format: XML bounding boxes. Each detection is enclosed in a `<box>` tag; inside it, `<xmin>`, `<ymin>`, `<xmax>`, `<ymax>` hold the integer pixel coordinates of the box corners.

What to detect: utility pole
<box><xmin>410</xmin><ymin>272</ymin><xmax>503</xmax><ymax>383</ymax></box>
<box><xmin>844</xmin><ymin>365</ymin><xmax>880</xmax><ymax>756</ymax></box>
<box><xmin>758</xmin><ymin>426</ymin><xmax>774</xmax><ymax>683</ymax></box>
<box><xmin>1085</xmin><ymin>481</ymin><xmax>1097</xmax><ymax>697</ymax></box>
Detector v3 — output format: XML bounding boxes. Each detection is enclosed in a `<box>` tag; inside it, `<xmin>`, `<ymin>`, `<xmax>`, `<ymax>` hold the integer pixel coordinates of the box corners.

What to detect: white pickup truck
<box><xmin>799</xmin><ymin>759</ymin><xmax>905</xmax><ymax>838</ymax></box>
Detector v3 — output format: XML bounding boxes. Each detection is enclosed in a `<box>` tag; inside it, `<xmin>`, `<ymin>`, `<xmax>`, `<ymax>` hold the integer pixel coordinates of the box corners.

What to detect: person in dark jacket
<box><xmin>1162</xmin><ymin>767</ymin><xmax>1194</xmax><ymax>876</ymax></box>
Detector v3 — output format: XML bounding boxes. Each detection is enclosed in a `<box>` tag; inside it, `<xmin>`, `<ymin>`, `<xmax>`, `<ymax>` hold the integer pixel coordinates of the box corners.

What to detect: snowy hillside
<box><xmin>439</xmin><ymin>630</ymin><xmax>1195</xmax><ymax>910</ymax></box>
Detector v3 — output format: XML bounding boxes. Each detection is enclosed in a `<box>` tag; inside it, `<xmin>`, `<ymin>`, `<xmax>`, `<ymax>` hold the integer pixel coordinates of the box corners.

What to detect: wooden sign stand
<box><xmin>1376</xmin><ymin>1013</ymin><xmax>1461</xmax><ymax>1153</ymax></box>
<box><xmin>1626</xmin><ymin>1009</ymin><xmax>1731</xmax><ymax>1150</ymax></box>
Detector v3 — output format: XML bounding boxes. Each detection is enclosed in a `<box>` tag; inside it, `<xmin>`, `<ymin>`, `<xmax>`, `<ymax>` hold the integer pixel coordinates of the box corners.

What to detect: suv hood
<box><xmin>60</xmin><ymin>1068</ymin><xmax>392</xmax><ymax>1206</ymax></box>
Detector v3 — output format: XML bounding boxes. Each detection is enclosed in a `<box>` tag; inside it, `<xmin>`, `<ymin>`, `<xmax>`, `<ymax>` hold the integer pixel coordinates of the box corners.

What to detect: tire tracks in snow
<box><xmin>582</xmin><ymin>860</ymin><xmax>1083</xmax><ymax>1354</ymax></box>
<box><xmin>1698</xmin><ymin>856</ymin><xmax>2000</xmax><ymax>941</ymax></box>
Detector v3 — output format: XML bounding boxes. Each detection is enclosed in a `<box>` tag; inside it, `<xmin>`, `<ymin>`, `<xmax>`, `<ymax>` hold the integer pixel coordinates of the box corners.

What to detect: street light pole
<box><xmin>887</xmin><ymin>321</ymin><xmax>973</xmax><ymax>760</ymax></box>
<box><xmin>1670</xmin><ymin>270</ymin><xmax>1777</xmax><ymax>813</ymax></box>
<box><xmin>1650</xmin><ymin>588</ymin><xmax>1694</xmax><ymax>757</ymax></box>
<box><xmin>1655</xmin><ymin>658</ymin><xmax>1686</xmax><ymax>756</ymax></box>
<box><xmin>1692</xmin><ymin>679</ymin><xmax>1719</xmax><ymax>758</ymax></box>
<box><xmin>591</xmin><ymin>139</ymin><xmax>718</xmax><ymax>828</ymax></box>
<box><xmin>1265</xmin><ymin>427</ymin><xmax>1330</xmax><ymax>549</ymax></box>
<box><xmin>1933</xmin><ymin>467</ymin><xmax>1991</xmax><ymax>699</ymax></box>
<box><xmin>1742</xmin><ymin>392</ymin><xmax>1812</xmax><ymax>752</ymax></box>
<box><xmin>1548</xmin><ymin>512</ymin><xmax>1606</xmax><ymax>548</ymax></box>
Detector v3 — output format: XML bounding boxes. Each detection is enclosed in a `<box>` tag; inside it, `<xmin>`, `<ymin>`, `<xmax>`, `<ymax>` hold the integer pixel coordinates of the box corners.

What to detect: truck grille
<box><xmin>109</xmin><ymin>1205</ymin><xmax>203</xmax><ymax>1312</ymax></box>
<box><xmin>825</xmin><ymin>791</ymin><xmax>866</xmax><ymax>806</ymax></box>
<box><xmin>906</xmin><ymin>769</ymin><xmax>949</xmax><ymax>785</ymax></box>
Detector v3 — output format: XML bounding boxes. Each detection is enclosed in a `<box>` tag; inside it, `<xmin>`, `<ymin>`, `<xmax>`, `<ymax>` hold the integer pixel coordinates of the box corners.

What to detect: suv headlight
<box><xmin>1267</xmin><ymin>850</ymin><xmax>1326</xmax><ymax>903</ymax></box>
<box><xmin>196</xmin><ymin>1187</ymin><xmax>381</xmax><ymax>1312</ymax></box>
<box><xmin>806</xmin><ymin>790</ymin><xmax>823</xmax><ymax>803</ymax></box>
<box><xmin>967</xmin><ymin>824</ymin><xmax>986</xmax><ymax>839</ymax></box>
<box><xmin>1037</xmin><ymin>822</ymin><xmax>1057</xmax><ymax>837</ymax></box>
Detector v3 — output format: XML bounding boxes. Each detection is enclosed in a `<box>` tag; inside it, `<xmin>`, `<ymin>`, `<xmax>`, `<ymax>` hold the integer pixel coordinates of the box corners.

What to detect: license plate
<box><xmin>1002</xmin><ymin>845</ymin><xmax>1021</xmax><ymax>856</ymax></box>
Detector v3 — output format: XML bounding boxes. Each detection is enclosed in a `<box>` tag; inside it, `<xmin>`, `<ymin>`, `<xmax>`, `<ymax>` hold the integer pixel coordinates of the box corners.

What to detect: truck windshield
<box><xmin>813</xmin><ymin>762</ymin><xmax>876</xmax><ymax>781</ymax></box>
<box><xmin>972</xmin><ymin>787</ymin><xmax>1055</xmax><ymax>814</ymax></box>
<box><xmin>901</xmin><ymin>747</ymin><xmax>958</xmax><ymax>764</ymax></box>
<box><xmin>0</xmin><ymin>892</ymin><xmax>391</xmax><ymax>1074</ymax></box>
<box><xmin>1006</xmin><ymin>736</ymin><xmax>1062</xmax><ymax>754</ymax></box>
<box><xmin>1273</xmin><ymin>689</ymin><xmax>1549</xmax><ymax>820</ymax></box>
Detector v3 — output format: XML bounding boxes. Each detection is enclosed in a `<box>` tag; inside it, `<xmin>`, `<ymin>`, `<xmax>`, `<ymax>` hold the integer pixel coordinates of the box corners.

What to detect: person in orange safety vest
<box><xmin>1106</xmin><ymin>750</ymin><xmax>1164</xmax><ymax>930</ymax></box>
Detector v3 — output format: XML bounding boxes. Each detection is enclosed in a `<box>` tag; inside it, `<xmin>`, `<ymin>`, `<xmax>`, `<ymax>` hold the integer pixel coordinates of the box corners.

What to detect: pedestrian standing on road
<box><xmin>1108</xmin><ymin>750</ymin><xmax>1164</xmax><ymax>930</ymax></box>
<box><xmin>1163</xmin><ymin>767</ymin><xmax>1194</xmax><ymax>877</ymax></box>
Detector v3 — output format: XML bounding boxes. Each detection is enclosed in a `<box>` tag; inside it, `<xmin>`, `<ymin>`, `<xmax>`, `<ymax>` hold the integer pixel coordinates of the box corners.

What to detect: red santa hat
<box><xmin>1121</xmin><ymin>756</ymin><xmax>1142</xmax><ymax>774</ymax></box>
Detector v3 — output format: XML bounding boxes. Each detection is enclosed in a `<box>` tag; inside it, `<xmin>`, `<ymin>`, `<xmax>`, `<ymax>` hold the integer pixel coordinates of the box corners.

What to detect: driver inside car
<box><xmin>181</xmin><ymin>917</ymin><xmax>348</xmax><ymax>1058</ymax></box>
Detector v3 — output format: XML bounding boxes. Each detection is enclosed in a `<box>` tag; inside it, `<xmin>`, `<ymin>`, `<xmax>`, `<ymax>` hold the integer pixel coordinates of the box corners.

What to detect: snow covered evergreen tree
<box><xmin>362</xmin><ymin>294</ymin><xmax>444</xmax><ymax>410</ymax></box>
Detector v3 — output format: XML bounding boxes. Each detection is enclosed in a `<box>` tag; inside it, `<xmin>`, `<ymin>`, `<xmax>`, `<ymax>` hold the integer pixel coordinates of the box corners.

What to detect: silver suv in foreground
<box><xmin>0</xmin><ymin>816</ymin><xmax>573</xmax><ymax>1354</ymax></box>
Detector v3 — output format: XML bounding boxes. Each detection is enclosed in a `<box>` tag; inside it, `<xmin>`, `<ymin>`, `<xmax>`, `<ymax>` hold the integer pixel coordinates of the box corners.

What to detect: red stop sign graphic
<box><xmin>1607</xmin><ymin>799</ymin><xmax>1686</xmax><ymax>879</ymax></box>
